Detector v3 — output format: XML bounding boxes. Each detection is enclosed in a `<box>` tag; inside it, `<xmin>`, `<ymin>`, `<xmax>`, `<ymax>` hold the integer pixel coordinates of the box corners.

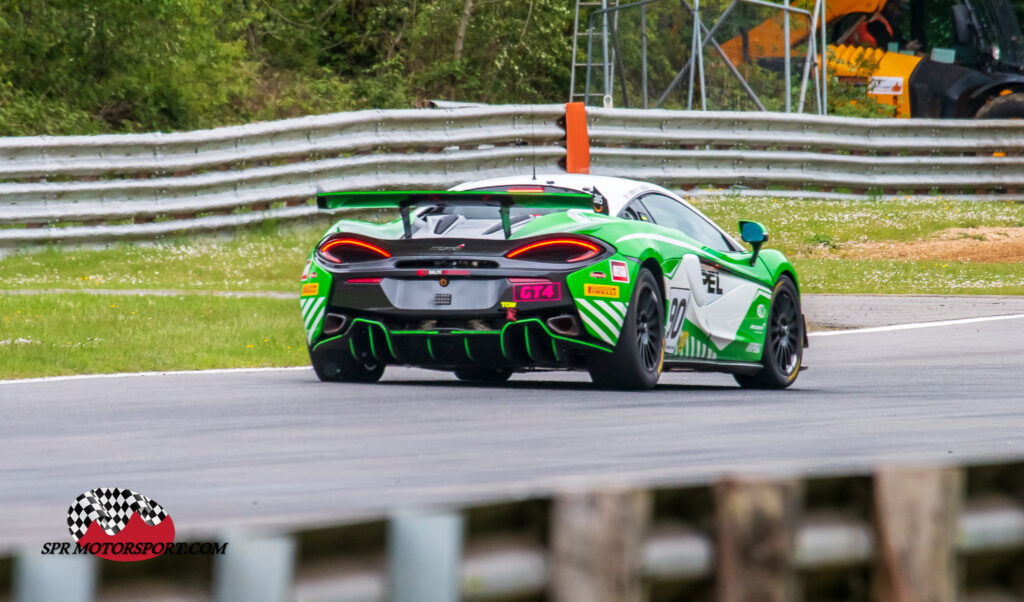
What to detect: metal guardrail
<box><xmin>0</xmin><ymin>105</ymin><xmax>565</xmax><ymax>247</ymax></box>
<box><xmin>2</xmin><ymin>105</ymin><xmax>1024</xmax><ymax>248</ymax></box>
<box><xmin>7</xmin><ymin>461</ymin><xmax>1024</xmax><ymax>602</ymax></box>
<box><xmin>586</xmin><ymin>108</ymin><xmax>1024</xmax><ymax>197</ymax></box>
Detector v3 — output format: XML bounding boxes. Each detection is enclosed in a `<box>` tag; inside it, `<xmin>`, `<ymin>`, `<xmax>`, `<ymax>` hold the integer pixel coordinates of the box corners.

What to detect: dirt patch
<box><xmin>831</xmin><ymin>227</ymin><xmax>1024</xmax><ymax>263</ymax></box>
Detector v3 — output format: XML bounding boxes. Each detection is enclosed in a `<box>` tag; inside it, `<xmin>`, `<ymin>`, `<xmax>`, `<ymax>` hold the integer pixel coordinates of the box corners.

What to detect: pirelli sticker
<box><xmin>584</xmin><ymin>283</ymin><xmax>619</xmax><ymax>298</ymax></box>
<box><xmin>301</xmin><ymin>283</ymin><xmax>319</xmax><ymax>297</ymax></box>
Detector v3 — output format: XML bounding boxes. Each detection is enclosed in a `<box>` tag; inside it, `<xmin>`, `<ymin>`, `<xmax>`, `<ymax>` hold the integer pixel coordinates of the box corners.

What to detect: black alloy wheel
<box><xmin>588</xmin><ymin>268</ymin><xmax>664</xmax><ymax>390</ymax></box>
<box><xmin>735</xmin><ymin>276</ymin><xmax>803</xmax><ymax>389</ymax></box>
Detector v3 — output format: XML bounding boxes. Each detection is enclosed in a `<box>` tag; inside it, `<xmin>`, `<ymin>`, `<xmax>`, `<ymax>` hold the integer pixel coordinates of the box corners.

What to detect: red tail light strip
<box><xmin>319</xmin><ymin>238</ymin><xmax>391</xmax><ymax>263</ymax></box>
<box><xmin>505</xmin><ymin>238</ymin><xmax>601</xmax><ymax>263</ymax></box>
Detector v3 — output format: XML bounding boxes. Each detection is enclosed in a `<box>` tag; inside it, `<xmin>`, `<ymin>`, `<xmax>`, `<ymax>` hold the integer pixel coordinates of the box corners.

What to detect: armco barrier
<box><xmin>7</xmin><ymin>460</ymin><xmax>1024</xmax><ymax>601</ymax></box>
<box><xmin>1</xmin><ymin>105</ymin><xmax>1024</xmax><ymax>247</ymax></box>
<box><xmin>585</xmin><ymin>108</ymin><xmax>1024</xmax><ymax>197</ymax></box>
<box><xmin>0</xmin><ymin>105</ymin><xmax>566</xmax><ymax>247</ymax></box>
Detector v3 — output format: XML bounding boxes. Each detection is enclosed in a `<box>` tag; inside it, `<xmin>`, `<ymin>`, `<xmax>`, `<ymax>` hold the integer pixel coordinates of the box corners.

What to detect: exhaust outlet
<box><xmin>546</xmin><ymin>314</ymin><xmax>580</xmax><ymax>337</ymax></box>
<box><xmin>321</xmin><ymin>313</ymin><xmax>349</xmax><ymax>336</ymax></box>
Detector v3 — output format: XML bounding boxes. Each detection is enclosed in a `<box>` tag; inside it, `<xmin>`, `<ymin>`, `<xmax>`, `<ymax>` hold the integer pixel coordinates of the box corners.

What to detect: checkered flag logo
<box><xmin>67</xmin><ymin>488</ymin><xmax>169</xmax><ymax>542</ymax></box>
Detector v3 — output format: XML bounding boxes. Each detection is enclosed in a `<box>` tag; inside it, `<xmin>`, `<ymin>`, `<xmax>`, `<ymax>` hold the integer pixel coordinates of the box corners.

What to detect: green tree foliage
<box><xmin>0</xmin><ymin>0</ymin><xmax>249</xmax><ymax>134</ymax></box>
<box><xmin>0</xmin><ymin>0</ymin><xmax>574</xmax><ymax>134</ymax></box>
<box><xmin>0</xmin><ymin>0</ymin><xmax>907</xmax><ymax>136</ymax></box>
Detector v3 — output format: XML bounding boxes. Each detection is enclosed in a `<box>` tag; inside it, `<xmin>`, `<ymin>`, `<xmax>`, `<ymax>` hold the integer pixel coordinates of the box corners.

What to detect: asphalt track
<box><xmin>2</xmin><ymin>295</ymin><xmax>1024</xmax><ymax>549</ymax></box>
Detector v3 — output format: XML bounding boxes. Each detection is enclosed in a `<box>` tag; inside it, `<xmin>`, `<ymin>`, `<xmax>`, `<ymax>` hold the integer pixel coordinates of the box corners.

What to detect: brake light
<box><xmin>319</xmin><ymin>238</ymin><xmax>391</xmax><ymax>263</ymax></box>
<box><xmin>506</xmin><ymin>187</ymin><xmax>545</xmax><ymax>193</ymax></box>
<box><xmin>505</xmin><ymin>238</ymin><xmax>601</xmax><ymax>263</ymax></box>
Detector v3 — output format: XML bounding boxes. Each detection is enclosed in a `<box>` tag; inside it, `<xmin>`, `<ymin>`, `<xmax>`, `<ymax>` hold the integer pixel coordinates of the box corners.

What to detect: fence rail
<box><xmin>2</xmin><ymin>104</ymin><xmax>1024</xmax><ymax>247</ymax></box>
<box><xmin>586</xmin><ymin>108</ymin><xmax>1024</xmax><ymax>197</ymax></box>
<box><xmin>7</xmin><ymin>461</ymin><xmax>1024</xmax><ymax>602</ymax></box>
<box><xmin>0</xmin><ymin>105</ymin><xmax>565</xmax><ymax>247</ymax></box>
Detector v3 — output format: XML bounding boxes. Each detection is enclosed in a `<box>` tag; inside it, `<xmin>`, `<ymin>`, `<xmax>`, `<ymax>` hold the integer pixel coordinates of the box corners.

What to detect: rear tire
<box><xmin>310</xmin><ymin>348</ymin><xmax>385</xmax><ymax>383</ymax></box>
<box><xmin>587</xmin><ymin>268</ymin><xmax>664</xmax><ymax>390</ymax></box>
<box><xmin>734</xmin><ymin>276</ymin><xmax>803</xmax><ymax>390</ymax></box>
<box><xmin>975</xmin><ymin>93</ymin><xmax>1024</xmax><ymax>119</ymax></box>
<box><xmin>454</xmin><ymin>367</ymin><xmax>513</xmax><ymax>383</ymax></box>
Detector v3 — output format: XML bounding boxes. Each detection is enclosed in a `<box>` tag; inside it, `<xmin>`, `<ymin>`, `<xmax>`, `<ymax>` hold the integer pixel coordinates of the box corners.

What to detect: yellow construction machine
<box><xmin>720</xmin><ymin>0</ymin><xmax>1024</xmax><ymax>117</ymax></box>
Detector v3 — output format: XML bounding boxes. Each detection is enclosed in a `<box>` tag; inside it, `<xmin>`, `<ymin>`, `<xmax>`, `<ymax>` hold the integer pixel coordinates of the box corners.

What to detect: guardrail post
<box><xmin>13</xmin><ymin>548</ymin><xmax>97</xmax><ymax>602</ymax></box>
<box><xmin>388</xmin><ymin>510</ymin><xmax>464</xmax><ymax>602</ymax></box>
<box><xmin>550</xmin><ymin>486</ymin><xmax>651</xmax><ymax>602</ymax></box>
<box><xmin>874</xmin><ymin>466</ymin><xmax>962</xmax><ymax>602</ymax></box>
<box><xmin>715</xmin><ymin>477</ymin><xmax>801</xmax><ymax>602</ymax></box>
<box><xmin>213</xmin><ymin>532</ymin><xmax>296</xmax><ymax>602</ymax></box>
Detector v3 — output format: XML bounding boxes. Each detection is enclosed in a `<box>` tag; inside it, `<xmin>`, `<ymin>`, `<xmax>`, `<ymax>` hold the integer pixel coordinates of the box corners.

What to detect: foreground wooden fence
<box><xmin>7</xmin><ymin>460</ymin><xmax>1024</xmax><ymax>601</ymax></box>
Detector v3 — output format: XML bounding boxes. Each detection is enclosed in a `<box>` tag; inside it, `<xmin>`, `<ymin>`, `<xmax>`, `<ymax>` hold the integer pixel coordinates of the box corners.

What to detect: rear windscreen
<box><xmin>420</xmin><ymin>185</ymin><xmax>586</xmax><ymax>219</ymax></box>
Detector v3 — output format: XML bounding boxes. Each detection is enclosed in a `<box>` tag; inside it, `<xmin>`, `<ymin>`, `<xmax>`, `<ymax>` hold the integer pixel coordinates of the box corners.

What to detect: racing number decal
<box><xmin>664</xmin><ymin>287</ymin><xmax>689</xmax><ymax>354</ymax></box>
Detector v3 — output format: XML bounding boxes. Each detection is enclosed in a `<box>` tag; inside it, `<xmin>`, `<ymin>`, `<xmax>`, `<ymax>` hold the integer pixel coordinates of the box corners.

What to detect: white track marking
<box><xmin>0</xmin><ymin>366</ymin><xmax>310</xmax><ymax>386</ymax></box>
<box><xmin>809</xmin><ymin>313</ymin><xmax>1024</xmax><ymax>337</ymax></box>
<box><xmin>4</xmin><ymin>314</ymin><xmax>1021</xmax><ymax>385</ymax></box>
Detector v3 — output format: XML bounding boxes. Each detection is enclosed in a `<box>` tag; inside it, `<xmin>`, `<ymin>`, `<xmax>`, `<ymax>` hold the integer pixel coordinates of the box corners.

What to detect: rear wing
<box><xmin>316</xmin><ymin>190</ymin><xmax>601</xmax><ymax>238</ymax></box>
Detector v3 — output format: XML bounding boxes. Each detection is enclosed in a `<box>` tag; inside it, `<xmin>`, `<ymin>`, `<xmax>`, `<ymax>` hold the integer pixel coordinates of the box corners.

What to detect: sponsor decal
<box><xmin>301</xmin><ymin>282</ymin><xmax>319</xmax><ymax>297</ymax></box>
<box><xmin>439</xmin><ymin>278</ymin><xmax>450</xmax><ymax>287</ymax></box>
<box><xmin>610</xmin><ymin>260</ymin><xmax>630</xmax><ymax>283</ymax></box>
<box><xmin>584</xmin><ymin>283</ymin><xmax>619</xmax><ymax>298</ymax></box>
<box><xmin>301</xmin><ymin>260</ymin><xmax>313</xmax><ymax>281</ymax></box>
<box><xmin>42</xmin><ymin>487</ymin><xmax>227</xmax><ymax>562</ymax></box>
<box><xmin>429</xmin><ymin>243</ymin><xmax>466</xmax><ymax>252</ymax></box>
<box><xmin>869</xmin><ymin>76</ymin><xmax>903</xmax><ymax>96</ymax></box>
<box><xmin>500</xmin><ymin>301</ymin><xmax>517</xmax><ymax>309</ymax></box>
<box><xmin>746</xmin><ymin>343</ymin><xmax>762</xmax><ymax>354</ymax></box>
<box><xmin>418</xmin><ymin>269</ymin><xmax>471</xmax><ymax>277</ymax></box>
<box><xmin>589</xmin><ymin>271</ymin><xmax>607</xmax><ymax>279</ymax></box>
<box><xmin>756</xmin><ymin>304</ymin><xmax>767</xmax><ymax>318</ymax></box>
<box><xmin>701</xmin><ymin>269</ymin><xmax>723</xmax><ymax>295</ymax></box>
<box><xmin>513</xmin><ymin>282</ymin><xmax>561</xmax><ymax>302</ymax></box>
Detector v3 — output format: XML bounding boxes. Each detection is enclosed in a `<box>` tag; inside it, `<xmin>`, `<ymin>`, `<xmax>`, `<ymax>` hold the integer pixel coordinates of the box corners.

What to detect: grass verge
<box><xmin>1</xmin><ymin>197</ymin><xmax>1021</xmax><ymax>379</ymax></box>
<box><xmin>0</xmin><ymin>217</ymin><xmax>338</xmax><ymax>293</ymax></box>
<box><xmin>0</xmin><ymin>293</ymin><xmax>307</xmax><ymax>379</ymax></box>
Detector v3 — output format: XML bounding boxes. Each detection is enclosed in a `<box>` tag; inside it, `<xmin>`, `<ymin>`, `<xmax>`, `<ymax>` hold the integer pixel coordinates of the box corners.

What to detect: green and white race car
<box><xmin>301</xmin><ymin>174</ymin><xmax>806</xmax><ymax>390</ymax></box>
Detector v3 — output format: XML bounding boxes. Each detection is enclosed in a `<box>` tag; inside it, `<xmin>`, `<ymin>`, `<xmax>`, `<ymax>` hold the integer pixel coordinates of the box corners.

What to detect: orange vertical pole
<box><xmin>564</xmin><ymin>102</ymin><xmax>590</xmax><ymax>174</ymax></box>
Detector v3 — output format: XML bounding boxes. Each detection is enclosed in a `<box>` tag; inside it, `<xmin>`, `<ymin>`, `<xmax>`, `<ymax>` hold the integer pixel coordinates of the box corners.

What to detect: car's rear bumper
<box><xmin>309</xmin><ymin>315</ymin><xmax>612</xmax><ymax>372</ymax></box>
<box><xmin>311</xmin><ymin>256</ymin><xmax>624</xmax><ymax>368</ymax></box>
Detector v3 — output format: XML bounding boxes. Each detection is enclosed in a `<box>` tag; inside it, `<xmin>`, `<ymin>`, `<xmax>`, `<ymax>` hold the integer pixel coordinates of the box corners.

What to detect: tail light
<box><xmin>318</xmin><ymin>238</ymin><xmax>391</xmax><ymax>263</ymax></box>
<box><xmin>505</xmin><ymin>238</ymin><xmax>602</xmax><ymax>263</ymax></box>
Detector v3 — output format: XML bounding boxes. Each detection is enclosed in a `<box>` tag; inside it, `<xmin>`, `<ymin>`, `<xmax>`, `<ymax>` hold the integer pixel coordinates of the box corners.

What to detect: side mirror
<box><xmin>738</xmin><ymin>220</ymin><xmax>769</xmax><ymax>266</ymax></box>
<box><xmin>952</xmin><ymin>4</ymin><xmax>972</xmax><ymax>45</ymax></box>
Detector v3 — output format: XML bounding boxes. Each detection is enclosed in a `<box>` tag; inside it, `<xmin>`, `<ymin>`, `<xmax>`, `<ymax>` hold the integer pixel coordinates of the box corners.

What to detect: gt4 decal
<box><xmin>513</xmin><ymin>282</ymin><xmax>561</xmax><ymax>302</ymax></box>
<box><xmin>584</xmin><ymin>284</ymin><xmax>619</xmax><ymax>298</ymax></box>
<box><xmin>610</xmin><ymin>260</ymin><xmax>630</xmax><ymax>283</ymax></box>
